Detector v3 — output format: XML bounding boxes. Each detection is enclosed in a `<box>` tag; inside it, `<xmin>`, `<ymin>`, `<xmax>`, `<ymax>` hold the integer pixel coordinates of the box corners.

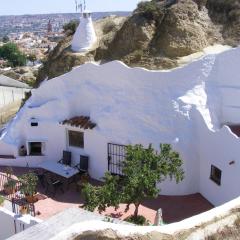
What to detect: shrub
<box><xmin>0</xmin><ymin>43</ymin><xmax>27</xmax><ymax>67</ymax></box>
<box><xmin>4</xmin><ymin>179</ymin><xmax>17</xmax><ymax>189</ymax></box>
<box><xmin>125</xmin><ymin>215</ymin><xmax>148</xmax><ymax>225</ymax></box>
<box><xmin>19</xmin><ymin>172</ymin><xmax>38</xmax><ymax>197</ymax></box>
<box><xmin>102</xmin><ymin>21</ymin><xmax>117</xmax><ymax>34</ymax></box>
<box><xmin>63</xmin><ymin>20</ymin><xmax>79</xmax><ymax>35</ymax></box>
<box><xmin>135</xmin><ymin>0</ymin><xmax>163</xmax><ymax>21</ymax></box>
<box><xmin>2</xmin><ymin>35</ymin><xmax>9</xmax><ymax>43</ymax></box>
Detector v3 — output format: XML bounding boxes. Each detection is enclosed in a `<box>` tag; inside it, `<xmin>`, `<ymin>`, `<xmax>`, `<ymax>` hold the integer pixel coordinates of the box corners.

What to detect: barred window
<box><xmin>210</xmin><ymin>165</ymin><xmax>222</xmax><ymax>186</ymax></box>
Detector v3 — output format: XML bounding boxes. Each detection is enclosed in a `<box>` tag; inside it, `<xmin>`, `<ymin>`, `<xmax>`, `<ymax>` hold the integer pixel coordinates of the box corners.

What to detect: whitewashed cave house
<box><xmin>0</xmin><ymin>47</ymin><xmax>240</xmax><ymax>208</ymax></box>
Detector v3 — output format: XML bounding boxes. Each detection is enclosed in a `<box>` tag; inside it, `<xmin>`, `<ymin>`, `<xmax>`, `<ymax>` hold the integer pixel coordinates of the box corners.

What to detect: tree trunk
<box><xmin>134</xmin><ymin>203</ymin><xmax>140</xmax><ymax>218</ymax></box>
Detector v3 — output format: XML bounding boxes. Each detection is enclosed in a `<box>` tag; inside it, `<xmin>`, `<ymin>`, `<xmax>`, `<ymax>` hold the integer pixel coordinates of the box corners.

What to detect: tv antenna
<box><xmin>75</xmin><ymin>0</ymin><xmax>84</xmax><ymax>13</ymax></box>
<box><xmin>75</xmin><ymin>0</ymin><xmax>78</xmax><ymax>12</ymax></box>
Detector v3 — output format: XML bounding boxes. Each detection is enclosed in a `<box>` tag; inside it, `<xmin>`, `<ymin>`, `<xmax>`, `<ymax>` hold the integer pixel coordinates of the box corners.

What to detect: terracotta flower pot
<box><xmin>26</xmin><ymin>195</ymin><xmax>38</xmax><ymax>203</ymax></box>
<box><xmin>20</xmin><ymin>206</ymin><xmax>29</xmax><ymax>215</ymax></box>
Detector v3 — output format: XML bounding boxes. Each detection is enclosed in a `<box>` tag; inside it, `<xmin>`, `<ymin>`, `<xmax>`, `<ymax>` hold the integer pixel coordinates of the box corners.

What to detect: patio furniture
<box><xmin>58</xmin><ymin>150</ymin><xmax>72</xmax><ymax>166</ymax></box>
<box><xmin>44</xmin><ymin>173</ymin><xmax>64</xmax><ymax>197</ymax></box>
<box><xmin>75</xmin><ymin>155</ymin><xmax>89</xmax><ymax>174</ymax></box>
<box><xmin>38</xmin><ymin>161</ymin><xmax>79</xmax><ymax>179</ymax></box>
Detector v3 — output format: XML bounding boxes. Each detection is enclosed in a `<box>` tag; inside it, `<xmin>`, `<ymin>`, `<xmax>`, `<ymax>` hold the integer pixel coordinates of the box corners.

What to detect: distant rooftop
<box><xmin>0</xmin><ymin>75</ymin><xmax>30</xmax><ymax>88</ymax></box>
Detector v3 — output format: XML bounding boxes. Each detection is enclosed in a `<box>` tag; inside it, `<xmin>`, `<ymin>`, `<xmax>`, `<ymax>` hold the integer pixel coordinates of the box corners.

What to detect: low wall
<box><xmin>0</xmin><ymin>86</ymin><xmax>29</xmax><ymax>109</ymax></box>
<box><xmin>9</xmin><ymin>197</ymin><xmax>240</xmax><ymax>240</ymax></box>
<box><xmin>0</xmin><ymin>207</ymin><xmax>41</xmax><ymax>240</ymax></box>
<box><xmin>196</xmin><ymin>109</ymin><xmax>240</xmax><ymax>206</ymax></box>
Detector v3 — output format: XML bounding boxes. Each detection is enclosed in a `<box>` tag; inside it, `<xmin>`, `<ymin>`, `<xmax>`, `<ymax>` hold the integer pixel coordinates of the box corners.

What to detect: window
<box><xmin>29</xmin><ymin>142</ymin><xmax>42</xmax><ymax>156</ymax></box>
<box><xmin>30</xmin><ymin>118</ymin><xmax>38</xmax><ymax>127</ymax></box>
<box><xmin>68</xmin><ymin>130</ymin><xmax>84</xmax><ymax>148</ymax></box>
<box><xmin>210</xmin><ymin>165</ymin><xmax>222</xmax><ymax>186</ymax></box>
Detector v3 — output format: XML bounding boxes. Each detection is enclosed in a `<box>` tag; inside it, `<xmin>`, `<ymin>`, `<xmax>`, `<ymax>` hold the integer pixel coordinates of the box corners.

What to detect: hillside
<box><xmin>37</xmin><ymin>0</ymin><xmax>240</xmax><ymax>84</ymax></box>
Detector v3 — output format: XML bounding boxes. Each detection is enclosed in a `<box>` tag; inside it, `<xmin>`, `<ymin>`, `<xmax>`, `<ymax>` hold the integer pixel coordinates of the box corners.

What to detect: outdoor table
<box><xmin>38</xmin><ymin>161</ymin><xmax>79</xmax><ymax>179</ymax></box>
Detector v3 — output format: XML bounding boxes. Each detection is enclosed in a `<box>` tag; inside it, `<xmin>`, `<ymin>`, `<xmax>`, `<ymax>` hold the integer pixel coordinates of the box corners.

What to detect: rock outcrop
<box><xmin>153</xmin><ymin>0</ymin><xmax>222</xmax><ymax>57</ymax></box>
<box><xmin>0</xmin><ymin>66</ymin><xmax>38</xmax><ymax>86</ymax></box>
<box><xmin>36</xmin><ymin>0</ymin><xmax>240</xmax><ymax>84</ymax></box>
<box><xmin>207</xmin><ymin>0</ymin><xmax>240</xmax><ymax>45</ymax></box>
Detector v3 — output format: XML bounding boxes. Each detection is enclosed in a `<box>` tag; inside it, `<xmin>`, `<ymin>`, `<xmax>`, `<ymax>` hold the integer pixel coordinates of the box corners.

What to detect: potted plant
<box><xmin>19</xmin><ymin>145</ymin><xmax>27</xmax><ymax>156</ymax></box>
<box><xmin>5</xmin><ymin>167</ymin><xmax>13</xmax><ymax>178</ymax></box>
<box><xmin>19</xmin><ymin>205</ymin><xmax>29</xmax><ymax>215</ymax></box>
<box><xmin>19</xmin><ymin>172</ymin><xmax>38</xmax><ymax>203</ymax></box>
<box><xmin>4</xmin><ymin>179</ymin><xmax>17</xmax><ymax>195</ymax></box>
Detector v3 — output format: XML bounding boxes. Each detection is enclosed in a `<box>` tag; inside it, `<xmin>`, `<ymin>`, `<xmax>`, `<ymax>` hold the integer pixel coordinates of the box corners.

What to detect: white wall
<box><xmin>198</xmin><ymin>121</ymin><xmax>240</xmax><ymax>206</ymax></box>
<box><xmin>37</xmin><ymin>196</ymin><xmax>240</xmax><ymax>240</ymax></box>
<box><xmin>0</xmin><ymin>207</ymin><xmax>41</xmax><ymax>240</ymax></box>
<box><xmin>0</xmin><ymin>86</ymin><xmax>29</xmax><ymax>108</ymax></box>
<box><xmin>2</xmin><ymin>48</ymin><xmax>240</xmax><ymax>206</ymax></box>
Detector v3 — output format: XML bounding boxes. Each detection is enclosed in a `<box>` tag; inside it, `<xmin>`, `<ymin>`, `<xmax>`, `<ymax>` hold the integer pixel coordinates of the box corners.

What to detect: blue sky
<box><xmin>0</xmin><ymin>0</ymin><xmax>143</xmax><ymax>15</ymax></box>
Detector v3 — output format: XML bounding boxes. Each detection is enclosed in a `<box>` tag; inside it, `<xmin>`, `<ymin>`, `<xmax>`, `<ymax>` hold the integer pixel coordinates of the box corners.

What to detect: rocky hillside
<box><xmin>0</xmin><ymin>66</ymin><xmax>38</xmax><ymax>86</ymax></box>
<box><xmin>36</xmin><ymin>16</ymin><xmax>126</xmax><ymax>86</ymax></box>
<box><xmin>37</xmin><ymin>0</ymin><xmax>240</xmax><ymax>85</ymax></box>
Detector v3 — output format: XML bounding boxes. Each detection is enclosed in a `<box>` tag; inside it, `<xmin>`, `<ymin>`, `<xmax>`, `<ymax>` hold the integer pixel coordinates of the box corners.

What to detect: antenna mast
<box><xmin>75</xmin><ymin>0</ymin><xmax>78</xmax><ymax>12</ymax></box>
<box><xmin>84</xmin><ymin>0</ymin><xmax>86</xmax><ymax>10</ymax></box>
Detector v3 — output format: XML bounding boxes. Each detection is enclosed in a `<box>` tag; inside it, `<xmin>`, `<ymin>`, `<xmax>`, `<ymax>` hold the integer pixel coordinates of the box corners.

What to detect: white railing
<box><xmin>0</xmin><ymin>207</ymin><xmax>41</xmax><ymax>240</ymax></box>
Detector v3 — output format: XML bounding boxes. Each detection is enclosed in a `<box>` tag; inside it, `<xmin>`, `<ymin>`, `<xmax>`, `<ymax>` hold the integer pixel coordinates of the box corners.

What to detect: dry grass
<box><xmin>205</xmin><ymin>214</ymin><xmax>240</xmax><ymax>240</ymax></box>
<box><xmin>0</xmin><ymin>100</ymin><xmax>21</xmax><ymax>128</ymax></box>
<box><xmin>174</xmin><ymin>208</ymin><xmax>240</xmax><ymax>240</ymax></box>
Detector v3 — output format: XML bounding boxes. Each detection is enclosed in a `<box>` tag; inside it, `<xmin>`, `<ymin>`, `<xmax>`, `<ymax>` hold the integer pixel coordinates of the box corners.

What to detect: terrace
<box><xmin>0</xmin><ymin>166</ymin><xmax>213</xmax><ymax>224</ymax></box>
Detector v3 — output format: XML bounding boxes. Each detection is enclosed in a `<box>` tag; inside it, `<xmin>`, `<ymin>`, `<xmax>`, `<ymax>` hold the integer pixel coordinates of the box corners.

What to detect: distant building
<box><xmin>47</xmin><ymin>20</ymin><xmax>53</xmax><ymax>35</ymax></box>
<box><xmin>0</xmin><ymin>75</ymin><xmax>31</xmax><ymax>108</ymax></box>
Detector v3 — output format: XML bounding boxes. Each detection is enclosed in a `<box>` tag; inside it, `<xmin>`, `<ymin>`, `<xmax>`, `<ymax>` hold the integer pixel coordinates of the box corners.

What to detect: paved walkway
<box><xmin>0</xmin><ymin>166</ymin><xmax>213</xmax><ymax>224</ymax></box>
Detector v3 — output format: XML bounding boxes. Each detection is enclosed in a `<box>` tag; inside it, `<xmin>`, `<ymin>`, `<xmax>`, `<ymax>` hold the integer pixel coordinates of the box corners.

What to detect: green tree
<box><xmin>83</xmin><ymin>143</ymin><xmax>184</xmax><ymax>222</ymax></box>
<box><xmin>0</xmin><ymin>43</ymin><xmax>26</xmax><ymax>67</ymax></box>
<box><xmin>2</xmin><ymin>35</ymin><xmax>10</xmax><ymax>43</ymax></box>
<box><xmin>82</xmin><ymin>172</ymin><xmax>121</xmax><ymax>212</ymax></box>
<box><xmin>122</xmin><ymin>144</ymin><xmax>184</xmax><ymax>219</ymax></box>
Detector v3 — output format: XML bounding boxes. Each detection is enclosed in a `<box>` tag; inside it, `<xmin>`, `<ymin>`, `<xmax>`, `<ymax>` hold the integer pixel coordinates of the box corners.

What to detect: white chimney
<box><xmin>71</xmin><ymin>10</ymin><xmax>97</xmax><ymax>53</ymax></box>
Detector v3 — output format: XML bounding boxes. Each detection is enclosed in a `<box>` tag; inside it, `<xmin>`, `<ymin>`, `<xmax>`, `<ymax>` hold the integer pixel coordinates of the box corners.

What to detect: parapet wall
<box><xmin>9</xmin><ymin>197</ymin><xmax>240</xmax><ymax>240</ymax></box>
<box><xmin>0</xmin><ymin>207</ymin><xmax>41</xmax><ymax>239</ymax></box>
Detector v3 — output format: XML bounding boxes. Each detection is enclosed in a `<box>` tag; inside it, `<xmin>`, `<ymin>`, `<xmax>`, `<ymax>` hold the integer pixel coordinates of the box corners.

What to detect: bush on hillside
<box><xmin>207</xmin><ymin>0</ymin><xmax>240</xmax><ymax>22</ymax></box>
<box><xmin>135</xmin><ymin>0</ymin><xmax>163</xmax><ymax>21</ymax></box>
<box><xmin>63</xmin><ymin>20</ymin><xmax>80</xmax><ymax>35</ymax></box>
<box><xmin>0</xmin><ymin>43</ymin><xmax>26</xmax><ymax>67</ymax></box>
<box><xmin>125</xmin><ymin>215</ymin><xmax>149</xmax><ymax>225</ymax></box>
<box><xmin>2</xmin><ymin>35</ymin><xmax>10</xmax><ymax>43</ymax></box>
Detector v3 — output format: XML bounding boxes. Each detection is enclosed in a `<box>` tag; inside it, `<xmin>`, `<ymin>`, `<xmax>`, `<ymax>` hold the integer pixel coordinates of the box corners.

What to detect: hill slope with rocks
<box><xmin>37</xmin><ymin>0</ymin><xmax>240</xmax><ymax>85</ymax></box>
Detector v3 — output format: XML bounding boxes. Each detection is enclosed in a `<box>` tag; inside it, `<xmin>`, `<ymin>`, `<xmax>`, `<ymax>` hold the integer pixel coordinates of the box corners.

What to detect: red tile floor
<box><xmin>0</xmin><ymin>166</ymin><xmax>213</xmax><ymax>224</ymax></box>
